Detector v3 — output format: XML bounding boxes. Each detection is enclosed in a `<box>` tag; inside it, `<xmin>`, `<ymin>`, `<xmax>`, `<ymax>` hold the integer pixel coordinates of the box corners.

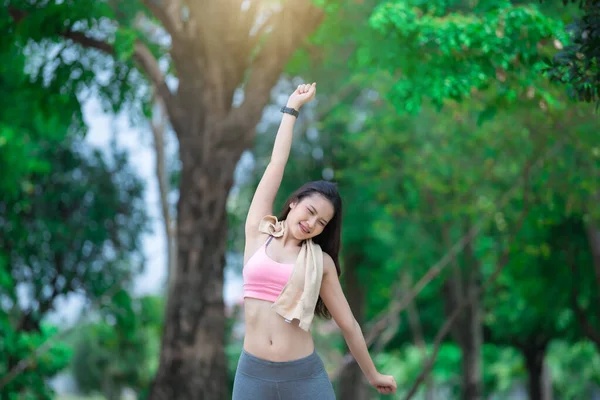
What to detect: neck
<box><xmin>281</xmin><ymin>220</ymin><xmax>302</xmax><ymax>247</ymax></box>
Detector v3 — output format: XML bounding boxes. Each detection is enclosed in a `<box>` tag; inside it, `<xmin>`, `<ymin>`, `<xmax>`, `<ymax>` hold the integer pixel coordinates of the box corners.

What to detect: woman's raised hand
<box><xmin>287</xmin><ymin>82</ymin><xmax>316</xmax><ymax>109</ymax></box>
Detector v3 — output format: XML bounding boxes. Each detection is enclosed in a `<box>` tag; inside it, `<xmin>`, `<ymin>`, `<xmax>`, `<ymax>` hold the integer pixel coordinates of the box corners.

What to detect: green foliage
<box><xmin>0</xmin><ymin>15</ymin><xmax>149</xmax><ymax>395</ymax></box>
<box><xmin>366</xmin><ymin>0</ymin><xmax>566</xmax><ymax>113</ymax></box>
<box><xmin>3</xmin><ymin>1</ymin><xmax>152</xmax><ymax>117</ymax></box>
<box><xmin>70</xmin><ymin>295</ymin><xmax>164</xmax><ymax>399</ymax></box>
<box><xmin>2</xmin><ymin>138</ymin><xmax>148</xmax><ymax>326</ymax></box>
<box><xmin>0</xmin><ymin>134</ymin><xmax>148</xmax><ymax>397</ymax></box>
<box><xmin>271</xmin><ymin>1</ymin><xmax>600</xmax><ymax>395</ymax></box>
<box><xmin>548</xmin><ymin>340</ymin><xmax>600</xmax><ymax>398</ymax></box>
<box><xmin>372</xmin><ymin>343</ymin><xmax>526</xmax><ymax>399</ymax></box>
<box><xmin>541</xmin><ymin>0</ymin><xmax>600</xmax><ymax>104</ymax></box>
<box><xmin>0</xmin><ymin>323</ymin><xmax>71</xmax><ymax>400</ymax></box>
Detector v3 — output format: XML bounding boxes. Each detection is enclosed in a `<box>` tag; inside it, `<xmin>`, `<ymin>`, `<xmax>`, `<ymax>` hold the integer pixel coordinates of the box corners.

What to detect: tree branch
<box><xmin>66</xmin><ymin>31</ymin><xmax>181</xmax><ymax>130</ymax></box>
<box><xmin>9</xmin><ymin>8</ymin><xmax>180</xmax><ymax>127</ymax></box>
<box><xmin>247</xmin><ymin>10</ymin><xmax>279</xmax><ymax>51</ymax></box>
<box><xmin>402</xmin><ymin>164</ymin><xmax>533</xmax><ymax>400</ymax></box>
<box><xmin>329</xmin><ymin>141</ymin><xmax>562</xmax><ymax>381</ymax></box>
<box><xmin>142</xmin><ymin>0</ymin><xmax>183</xmax><ymax>39</ymax></box>
<box><xmin>61</xmin><ymin>30</ymin><xmax>115</xmax><ymax>54</ymax></box>
<box><xmin>132</xmin><ymin>41</ymin><xmax>174</xmax><ymax>107</ymax></box>
<box><xmin>150</xmin><ymin>89</ymin><xmax>178</xmax><ymax>297</ymax></box>
<box><xmin>224</xmin><ymin>1</ymin><xmax>324</xmax><ymax>143</ymax></box>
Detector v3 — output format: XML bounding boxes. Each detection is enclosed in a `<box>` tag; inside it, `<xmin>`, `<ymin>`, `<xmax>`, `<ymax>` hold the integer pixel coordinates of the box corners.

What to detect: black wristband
<box><xmin>280</xmin><ymin>106</ymin><xmax>299</xmax><ymax>118</ymax></box>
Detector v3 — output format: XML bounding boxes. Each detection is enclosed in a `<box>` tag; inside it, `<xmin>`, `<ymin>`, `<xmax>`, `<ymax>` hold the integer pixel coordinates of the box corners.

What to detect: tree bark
<box><xmin>149</xmin><ymin>145</ymin><xmax>240</xmax><ymax>400</ymax></box>
<box><xmin>338</xmin><ymin>252</ymin><xmax>370</xmax><ymax>400</ymax></box>
<box><xmin>522</xmin><ymin>343</ymin><xmax>549</xmax><ymax>400</ymax></box>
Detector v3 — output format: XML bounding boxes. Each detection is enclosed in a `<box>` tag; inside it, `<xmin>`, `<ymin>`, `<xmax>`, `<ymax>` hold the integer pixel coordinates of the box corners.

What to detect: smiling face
<box><xmin>287</xmin><ymin>193</ymin><xmax>335</xmax><ymax>241</ymax></box>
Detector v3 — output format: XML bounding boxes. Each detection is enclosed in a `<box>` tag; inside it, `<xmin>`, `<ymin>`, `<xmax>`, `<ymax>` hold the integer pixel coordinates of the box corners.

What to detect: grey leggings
<box><xmin>232</xmin><ymin>349</ymin><xmax>336</xmax><ymax>399</ymax></box>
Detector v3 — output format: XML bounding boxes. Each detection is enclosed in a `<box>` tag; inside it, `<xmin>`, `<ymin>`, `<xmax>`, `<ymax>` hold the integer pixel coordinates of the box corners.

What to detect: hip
<box><xmin>232</xmin><ymin>349</ymin><xmax>335</xmax><ymax>400</ymax></box>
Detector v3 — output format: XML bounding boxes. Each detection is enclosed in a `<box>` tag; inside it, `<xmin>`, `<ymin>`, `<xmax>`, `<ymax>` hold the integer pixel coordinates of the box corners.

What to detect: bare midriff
<box><xmin>243</xmin><ymin>297</ymin><xmax>314</xmax><ymax>362</ymax></box>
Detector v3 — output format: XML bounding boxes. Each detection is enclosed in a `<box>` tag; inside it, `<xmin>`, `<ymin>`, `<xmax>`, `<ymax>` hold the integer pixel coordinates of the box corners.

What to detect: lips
<box><xmin>299</xmin><ymin>223</ymin><xmax>310</xmax><ymax>234</ymax></box>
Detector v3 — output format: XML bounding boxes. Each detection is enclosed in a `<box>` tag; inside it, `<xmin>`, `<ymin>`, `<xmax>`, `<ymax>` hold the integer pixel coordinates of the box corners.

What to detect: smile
<box><xmin>299</xmin><ymin>223</ymin><xmax>310</xmax><ymax>234</ymax></box>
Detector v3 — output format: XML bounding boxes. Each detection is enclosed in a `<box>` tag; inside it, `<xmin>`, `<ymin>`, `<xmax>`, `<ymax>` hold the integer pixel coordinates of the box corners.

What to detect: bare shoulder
<box><xmin>322</xmin><ymin>252</ymin><xmax>337</xmax><ymax>276</ymax></box>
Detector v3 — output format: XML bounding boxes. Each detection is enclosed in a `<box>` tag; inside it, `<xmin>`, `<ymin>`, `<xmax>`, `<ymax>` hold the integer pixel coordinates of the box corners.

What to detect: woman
<box><xmin>233</xmin><ymin>83</ymin><xmax>397</xmax><ymax>399</ymax></box>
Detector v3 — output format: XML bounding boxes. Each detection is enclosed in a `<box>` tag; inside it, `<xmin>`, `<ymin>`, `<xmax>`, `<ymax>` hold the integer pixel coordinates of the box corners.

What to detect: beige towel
<box><xmin>258</xmin><ymin>215</ymin><xmax>324</xmax><ymax>331</ymax></box>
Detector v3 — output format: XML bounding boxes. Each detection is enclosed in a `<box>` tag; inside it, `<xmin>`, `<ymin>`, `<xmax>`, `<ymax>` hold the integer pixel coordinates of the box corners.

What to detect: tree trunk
<box><xmin>338</xmin><ymin>252</ymin><xmax>370</xmax><ymax>400</ymax></box>
<box><xmin>574</xmin><ymin>221</ymin><xmax>600</xmax><ymax>350</ymax></box>
<box><xmin>462</xmin><ymin>224</ymin><xmax>484</xmax><ymax>400</ymax></box>
<box><xmin>404</xmin><ymin>273</ymin><xmax>435</xmax><ymax>400</ymax></box>
<box><xmin>445</xmin><ymin>276</ymin><xmax>484</xmax><ymax>400</ymax></box>
<box><xmin>542</xmin><ymin>359</ymin><xmax>553</xmax><ymax>400</ymax></box>
<box><xmin>149</xmin><ymin>145</ymin><xmax>239</xmax><ymax>400</ymax></box>
<box><xmin>461</xmin><ymin>298</ymin><xmax>483</xmax><ymax>400</ymax></box>
<box><xmin>522</xmin><ymin>343</ymin><xmax>549</xmax><ymax>400</ymax></box>
<box><xmin>584</xmin><ymin>222</ymin><xmax>600</xmax><ymax>308</ymax></box>
<box><xmin>442</xmin><ymin>223</ymin><xmax>483</xmax><ymax>400</ymax></box>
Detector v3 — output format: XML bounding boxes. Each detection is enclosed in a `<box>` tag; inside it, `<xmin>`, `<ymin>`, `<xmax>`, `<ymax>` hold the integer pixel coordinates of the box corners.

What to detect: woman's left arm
<box><xmin>319</xmin><ymin>255</ymin><xmax>397</xmax><ymax>395</ymax></box>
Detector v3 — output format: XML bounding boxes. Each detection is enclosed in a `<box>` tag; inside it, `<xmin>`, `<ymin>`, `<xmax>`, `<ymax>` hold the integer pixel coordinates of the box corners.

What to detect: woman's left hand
<box><xmin>369</xmin><ymin>372</ymin><xmax>397</xmax><ymax>395</ymax></box>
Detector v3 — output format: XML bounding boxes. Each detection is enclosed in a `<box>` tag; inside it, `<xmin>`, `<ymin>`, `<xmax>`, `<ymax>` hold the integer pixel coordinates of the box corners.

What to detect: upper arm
<box><xmin>245</xmin><ymin>162</ymin><xmax>285</xmax><ymax>238</ymax></box>
<box><xmin>320</xmin><ymin>254</ymin><xmax>356</xmax><ymax>332</ymax></box>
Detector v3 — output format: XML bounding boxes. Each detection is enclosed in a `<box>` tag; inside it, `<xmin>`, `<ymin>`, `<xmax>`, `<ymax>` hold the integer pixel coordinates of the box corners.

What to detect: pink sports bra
<box><xmin>243</xmin><ymin>237</ymin><xmax>294</xmax><ymax>303</ymax></box>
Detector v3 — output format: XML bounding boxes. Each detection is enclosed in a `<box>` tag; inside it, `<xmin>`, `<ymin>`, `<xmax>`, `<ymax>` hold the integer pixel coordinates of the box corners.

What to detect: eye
<box><xmin>319</xmin><ymin>221</ymin><xmax>326</xmax><ymax>227</ymax></box>
<box><xmin>307</xmin><ymin>207</ymin><xmax>314</xmax><ymax>215</ymax></box>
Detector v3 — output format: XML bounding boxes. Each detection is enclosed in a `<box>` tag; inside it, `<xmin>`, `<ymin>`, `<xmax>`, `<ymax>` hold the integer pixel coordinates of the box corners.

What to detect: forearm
<box><xmin>341</xmin><ymin>319</ymin><xmax>378</xmax><ymax>382</ymax></box>
<box><xmin>270</xmin><ymin>100</ymin><xmax>300</xmax><ymax>166</ymax></box>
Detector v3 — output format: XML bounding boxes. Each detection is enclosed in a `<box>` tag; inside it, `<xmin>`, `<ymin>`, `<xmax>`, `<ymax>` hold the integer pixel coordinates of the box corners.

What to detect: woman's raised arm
<box><xmin>244</xmin><ymin>83</ymin><xmax>317</xmax><ymax>237</ymax></box>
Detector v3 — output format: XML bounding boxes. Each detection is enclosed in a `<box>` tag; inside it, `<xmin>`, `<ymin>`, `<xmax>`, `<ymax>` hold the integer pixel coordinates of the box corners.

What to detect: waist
<box><xmin>236</xmin><ymin>348</ymin><xmax>326</xmax><ymax>381</ymax></box>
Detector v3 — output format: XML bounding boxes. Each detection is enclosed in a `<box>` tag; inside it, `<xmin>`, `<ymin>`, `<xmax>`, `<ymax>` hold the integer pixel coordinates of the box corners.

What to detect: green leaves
<box><xmin>4</xmin><ymin>0</ymin><xmax>152</xmax><ymax>118</ymax></box>
<box><xmin>0</xmin><ymin>323</ymin><xmax>71</xmax><ymax>399</ymax></box>
<box><xmin>115</xmin><ymin>27</ymin><xmax>139</xmax><ymax>61</ymax></box>
<box><xmin>540</xmin><ymin>0</ymin><xmax>600</xmax><ymax>105</ymax></box>
<box><xmin>70</xmin><ymin>295</ymin><xmax>164</xmax><ymax>398</ymax></box>
<box><xmin>0</xmin><ymin>13</ymin><xmax>148</xmax><ymax>395</ymax></box>
<box><xmin>365</xmin><ymin>0</ymin><xmax>566</xmax><ymax>113</ymax></box>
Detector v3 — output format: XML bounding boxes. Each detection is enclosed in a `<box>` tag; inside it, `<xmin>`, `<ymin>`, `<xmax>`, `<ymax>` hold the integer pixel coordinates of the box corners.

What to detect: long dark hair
<box><xmin>278</xmin><ymin>180</ymin><xmax>343</xmax><ymax>319</ymax></box>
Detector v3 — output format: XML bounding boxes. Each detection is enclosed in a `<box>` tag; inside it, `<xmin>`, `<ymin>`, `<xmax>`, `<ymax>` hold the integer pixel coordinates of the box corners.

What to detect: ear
<box><xmin>290</xmin><ymin>202</ymin><xmax>297</xmax><ymax>209</ymax></box>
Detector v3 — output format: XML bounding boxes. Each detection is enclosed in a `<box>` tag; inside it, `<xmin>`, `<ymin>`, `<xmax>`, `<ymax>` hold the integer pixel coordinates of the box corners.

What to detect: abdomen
<box><xmin>242</xmin><ymin>298</ymin><xmax>315</xmax><ymax>362</ymax></box>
